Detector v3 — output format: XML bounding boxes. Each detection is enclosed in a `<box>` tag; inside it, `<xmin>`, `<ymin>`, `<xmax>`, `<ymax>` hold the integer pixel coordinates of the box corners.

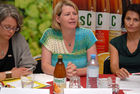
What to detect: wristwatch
<box><xmin>5</xmin><ymin>71</ymin><xmax>12</xmax><ymax>78</ymax></box>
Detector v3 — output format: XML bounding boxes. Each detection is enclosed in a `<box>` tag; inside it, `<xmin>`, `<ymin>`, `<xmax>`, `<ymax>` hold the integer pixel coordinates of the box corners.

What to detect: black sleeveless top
<box><xmin>110</xmin><ymin>33</ymin><xmax>140</xmax><ymax>73</ymax></box>
<box><xmin>0</xmin><ymin>39</ymin><xmax>15</xmax><ymax>72</ymax></box>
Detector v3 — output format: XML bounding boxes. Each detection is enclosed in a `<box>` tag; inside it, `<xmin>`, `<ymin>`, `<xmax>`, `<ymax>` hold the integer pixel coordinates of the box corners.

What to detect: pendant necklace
<box><xmin>65</xmin><ymin>39</ymin><xmax>72</xmax><ymax>47</ymax></box>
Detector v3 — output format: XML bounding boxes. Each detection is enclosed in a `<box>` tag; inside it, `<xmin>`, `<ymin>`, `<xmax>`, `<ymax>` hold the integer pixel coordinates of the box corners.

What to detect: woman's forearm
<box><xmin>42</xmin><ymin>63</ymin><xmax>55</xmax><ymax>75</ymax></box>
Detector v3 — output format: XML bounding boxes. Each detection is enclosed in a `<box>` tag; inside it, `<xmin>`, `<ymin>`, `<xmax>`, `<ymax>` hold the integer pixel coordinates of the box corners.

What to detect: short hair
<box><xmin>0</xmin><ymin>4</ymin><xmax>23</xmax><ymax>32</ymax></box>
<box><xmin>52</xmin><ymin>0</ymin><xmax>79</xmax><ymax>30</ymax></box>
<box><xmin>122</xmin><ymin>4</ymin><xmax>140</xmax><ymax>28</ymax></box>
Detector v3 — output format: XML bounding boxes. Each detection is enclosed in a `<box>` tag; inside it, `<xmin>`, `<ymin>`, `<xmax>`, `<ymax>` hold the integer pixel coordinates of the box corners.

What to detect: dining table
<box><xmin>2</xmin><ymin>73</ymin><xmax>140</xmax><ymax>94</ymax></box>
<box><xmin>44</xmin><ymin>74</ymin><xmax>124</xmax><ymax>94</ymax></box>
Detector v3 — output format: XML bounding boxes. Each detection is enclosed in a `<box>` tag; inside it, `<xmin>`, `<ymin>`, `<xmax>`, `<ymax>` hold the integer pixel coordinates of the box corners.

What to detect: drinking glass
<box><xmin>98</xmin><ymin>78</ymin><xmax>109</xmax><ymax>88</ymax></box>
<box><xmin>69</xmin><ymin>76</ymin><xmax>81</xmax><ymax>88</ymax></box>
<box><xmin>0</xmin><ymin>82</ymin><xmax>3</xmax><ymax>91</ymax></box>
<box><xmin>21</xmin><ymin>74</ymin><xmax>34</xmax><ymax>88</ymax></box>
<box><xmin>108</xmin><ymin>77</ymin><xmax>120</xmax><ymax>94</ymax></box>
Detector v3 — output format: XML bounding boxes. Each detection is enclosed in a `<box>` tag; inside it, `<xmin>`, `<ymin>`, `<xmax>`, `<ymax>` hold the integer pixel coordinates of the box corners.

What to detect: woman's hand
<box><xmin>11</xmin><ymin>67</ymin><xmax>32</xmax><ymax>78</ymax></box>
<box><xmin>115</xmin><ymin>68</ymin><xmax>130</xmax><ymax>79</ymax></box>
<box><xmin>66</xmin><ymin>62</ymin><xmax>77</xmax><ymax>79</ymax></box>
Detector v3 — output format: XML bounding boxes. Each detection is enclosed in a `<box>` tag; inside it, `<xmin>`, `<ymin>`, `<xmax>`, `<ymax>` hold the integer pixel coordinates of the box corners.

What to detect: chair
<box><xmin>98</xmin><ymin>52</ymin><xmax>110</xmax><ymax>74</ymax></box>
<box><xmin>98</xmin><ymin>52</ymin><xmax>112</xmax><ymax>74</ymax></box>
<box><xmin>33</xmin><ymin>56</ymin><xmax>43</xmax><ymax>73</ymax></box>
<box><xmin>103</xmin><ymin>56</ymin><xmax>112</xmax><ymax>74</ymax></box>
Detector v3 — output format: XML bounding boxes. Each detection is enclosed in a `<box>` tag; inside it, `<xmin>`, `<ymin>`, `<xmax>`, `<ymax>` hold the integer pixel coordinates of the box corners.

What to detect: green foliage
<box><xmin>14</xmin><ymin>0</ymin><xmax>53</xmax><ymax>56</ymax></box>
<box><xmin>0</xmin><ymin>0</ymin><xmax>14</xmax><ymax>5</ymax></box>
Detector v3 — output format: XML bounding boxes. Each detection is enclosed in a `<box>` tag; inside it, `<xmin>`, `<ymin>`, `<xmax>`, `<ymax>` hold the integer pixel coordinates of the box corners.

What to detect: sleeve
<box><xmin>85</xmin><ymin>29</ymin><xmax>97</xmax><ymax>49</ymax></box>
<box><xmin>40</xmin><ymin>28</ymin><xmax>54</xmax><ymax>52</ymax></box>
<box><xmin>40</xmin><ymin>29</ymin><xmax>49</xmax><ymax>46</ymax></box>
<box><xmin>12</xmin><ymin>33</ymin><xmax>37</xmax><ymax>68</ymax></box>
<box><xmin>110</xmin><ymin>38</ymin><xmax>116</xmax><ymax>46</ymax></box>
<box><xmin>110</xmin><ymin>37</ymin><xmax>119</xmax><ymax>50</ymax></box>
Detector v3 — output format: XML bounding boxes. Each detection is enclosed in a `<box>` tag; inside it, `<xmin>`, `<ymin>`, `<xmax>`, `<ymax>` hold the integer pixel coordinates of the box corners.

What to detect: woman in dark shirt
<box><xmin>110</xmin><ymin>4</ymin><xmax>140</xmax><ymax>79</ymax></box>
<box><xmin>0</xmin><ymin>4</ymin><xmax>36</xmax><ymax>80</ymax></box>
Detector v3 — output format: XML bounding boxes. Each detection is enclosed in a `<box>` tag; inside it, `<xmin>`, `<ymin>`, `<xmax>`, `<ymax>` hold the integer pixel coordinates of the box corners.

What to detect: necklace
<box><xmin>64</xmin><ymin>39</ymin><xmax>73</xmax><ymax>47</ymax></box>
<box><xmin>65</xmin><ymin>40</ymin><xmax>72</xmax><ymax>47</ymax></box>
<box><xmin>64</xmin><ymin>34</ymin><xmax>75</xmax><ymax>47</ymax></box>
<box><xmin>1</xmin><ymin>50</ymin><xmax>4</xmax><ymax>57</ymax></box>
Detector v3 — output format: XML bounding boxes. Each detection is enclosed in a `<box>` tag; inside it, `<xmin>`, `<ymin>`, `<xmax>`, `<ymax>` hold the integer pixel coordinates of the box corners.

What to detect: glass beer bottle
<box><xmin>53</xmin><ymin>55</ymin><xmax>66</xmax><ymax>94</ymax></box>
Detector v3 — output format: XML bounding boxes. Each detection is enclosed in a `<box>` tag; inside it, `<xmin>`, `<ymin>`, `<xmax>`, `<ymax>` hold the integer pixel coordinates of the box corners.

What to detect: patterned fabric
<box><xmin>40</xmin><ymin>27</ymin><xmax>97</xmax><ymax>68</ymax></box>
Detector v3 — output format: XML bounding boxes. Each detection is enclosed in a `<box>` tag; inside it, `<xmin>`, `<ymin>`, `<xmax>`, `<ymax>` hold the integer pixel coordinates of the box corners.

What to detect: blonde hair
<box><xmin>52</xmin><ymin>0</ymin><xmax>79</xmax><ymax>30</ymax></box>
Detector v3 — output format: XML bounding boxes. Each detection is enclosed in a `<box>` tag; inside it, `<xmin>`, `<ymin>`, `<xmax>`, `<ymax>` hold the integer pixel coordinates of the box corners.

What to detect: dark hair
<box><xmin>122</xmin><ymin>4</ymin><xmax>140</xmax><ymax>28</ymax></box>
<box><xmin>0</xmin><ymin>4</ymin><xmax>22</xmax><ymax>32</ymax></box>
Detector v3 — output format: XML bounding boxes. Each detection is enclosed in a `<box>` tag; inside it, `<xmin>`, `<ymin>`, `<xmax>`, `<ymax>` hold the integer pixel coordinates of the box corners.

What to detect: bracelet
<box><xmin>5</xmin><ymin>71</ymin><xmax>12</xmax><ymax>78</ymax></box>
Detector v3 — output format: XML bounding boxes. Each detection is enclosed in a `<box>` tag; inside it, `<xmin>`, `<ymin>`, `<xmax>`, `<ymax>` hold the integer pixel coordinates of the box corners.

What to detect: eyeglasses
<box><xmin>0</xmin><ymin>24</ymin><xmax>19</xmax><ymax>32</ymax></box>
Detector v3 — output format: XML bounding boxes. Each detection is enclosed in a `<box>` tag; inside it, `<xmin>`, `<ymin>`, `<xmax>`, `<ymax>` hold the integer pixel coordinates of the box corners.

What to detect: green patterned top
<box><xmin>40</xmin><ymin>27</ymin><xmax>97</xmax><ymax>68</ymax></box>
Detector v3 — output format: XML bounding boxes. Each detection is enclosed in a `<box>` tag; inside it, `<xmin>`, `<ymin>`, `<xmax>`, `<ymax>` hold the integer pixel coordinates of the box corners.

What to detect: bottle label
<box><xmin>96</xmin><ymin>12</ymin><xmax>110</xmax><ymax>30</ymax></box>
<box><xmin>87</xmin><ymin>66</ymin><xmax>99</xmax><ymax>77</ymax></box>
<box><xmin>53</xmin><ymin>77</ymin><xmax>66</xmax><ymax>94</ymax></box>
<box><xmin>79</xmin><ymin>10</ymin><xmax>96</xmax><ymax>31</ymax></box>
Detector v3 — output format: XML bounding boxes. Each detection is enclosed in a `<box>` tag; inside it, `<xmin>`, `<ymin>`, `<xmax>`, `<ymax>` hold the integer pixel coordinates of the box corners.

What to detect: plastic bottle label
<box><xmin>53</xmin><ymin>77</ymin><xmax>66</xmax><ymax>94</ymax></box>
<box><xmin>87</xmin><ymin>66</ymin><xmax>99</xmax><ymax>77</ymax></box>
<box><xmin>79</xmin><ymin>10</ymin><xmax>96</xmax><ymax>31</ymax></box>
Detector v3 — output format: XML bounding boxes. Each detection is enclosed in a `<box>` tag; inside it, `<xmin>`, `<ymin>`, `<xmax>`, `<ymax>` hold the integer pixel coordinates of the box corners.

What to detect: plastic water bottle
<box><xmin>86</xmin><ymin>54</ymin><xmax>99</xmax><ymax>88</ymax></box>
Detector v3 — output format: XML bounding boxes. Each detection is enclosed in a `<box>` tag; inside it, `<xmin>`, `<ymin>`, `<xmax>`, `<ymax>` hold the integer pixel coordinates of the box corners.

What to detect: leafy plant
<box><xmin>14</xmin><ymin>0</ymin><xmax>53</xmax><ymax>56</ymax></box>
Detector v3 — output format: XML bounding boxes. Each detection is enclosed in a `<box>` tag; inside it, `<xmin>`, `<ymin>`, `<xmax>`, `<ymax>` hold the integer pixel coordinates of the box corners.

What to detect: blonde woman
<box><xmin>40</xmin><ymin>0</ymin><xmax>97</xmax><ymax>78</ymax></box>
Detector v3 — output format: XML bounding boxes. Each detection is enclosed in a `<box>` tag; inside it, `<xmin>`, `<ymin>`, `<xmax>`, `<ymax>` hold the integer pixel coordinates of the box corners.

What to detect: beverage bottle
<box><xmin>86</xmin><ymin>54</ymin><xmax>99</xmax><ymax>88</ymax></box>
<box><xmin>109</xmin><ymin>0</ymin><xmax>122</xmax><ymax>41</ymax></box>
<box><xmin>96</xmin><ymin>0</ymin><xmax>110</xmax><ymax>54</ymax></box>
<box><xmin>71</xmin><ymin>0</ymin><xmax>96</xmax><ymax>33</ymax></box>
<box><xmin>53</xmin><ymin>55</ymin><xmax>66</xmax><ymax>94</ymax></box>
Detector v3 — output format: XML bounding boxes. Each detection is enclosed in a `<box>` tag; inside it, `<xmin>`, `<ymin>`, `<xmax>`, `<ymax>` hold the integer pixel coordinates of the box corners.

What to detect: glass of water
<box><xmin>21</xmin><ymin>74</ymin><xmax>34</xmax><ymax>88</ymax></box>
<box><xmin>69</xmin><ymin>76</ymin><xmax>81</xmax><ymax>88</ymax></box>
<box><xmin>108</xmin><ymin>77</ymin><xmax>120</xmax><ymax>94</ymax></box>
<box><xmin>98</xmin><ymin>78</ymin><xmax>109</xmax><ymax>88</ymax></box>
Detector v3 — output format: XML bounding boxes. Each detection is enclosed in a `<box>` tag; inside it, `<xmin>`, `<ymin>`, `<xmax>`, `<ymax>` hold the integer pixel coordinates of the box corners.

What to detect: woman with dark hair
<box><xmin>110</xmin><ymin>4</ymin><xmax>140</xmax><ymax>79</ymax></box>
<box><xmin>0</xmin><ymin>4</ymin><xmax>36</xmax><ymax>80</ymax></box>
